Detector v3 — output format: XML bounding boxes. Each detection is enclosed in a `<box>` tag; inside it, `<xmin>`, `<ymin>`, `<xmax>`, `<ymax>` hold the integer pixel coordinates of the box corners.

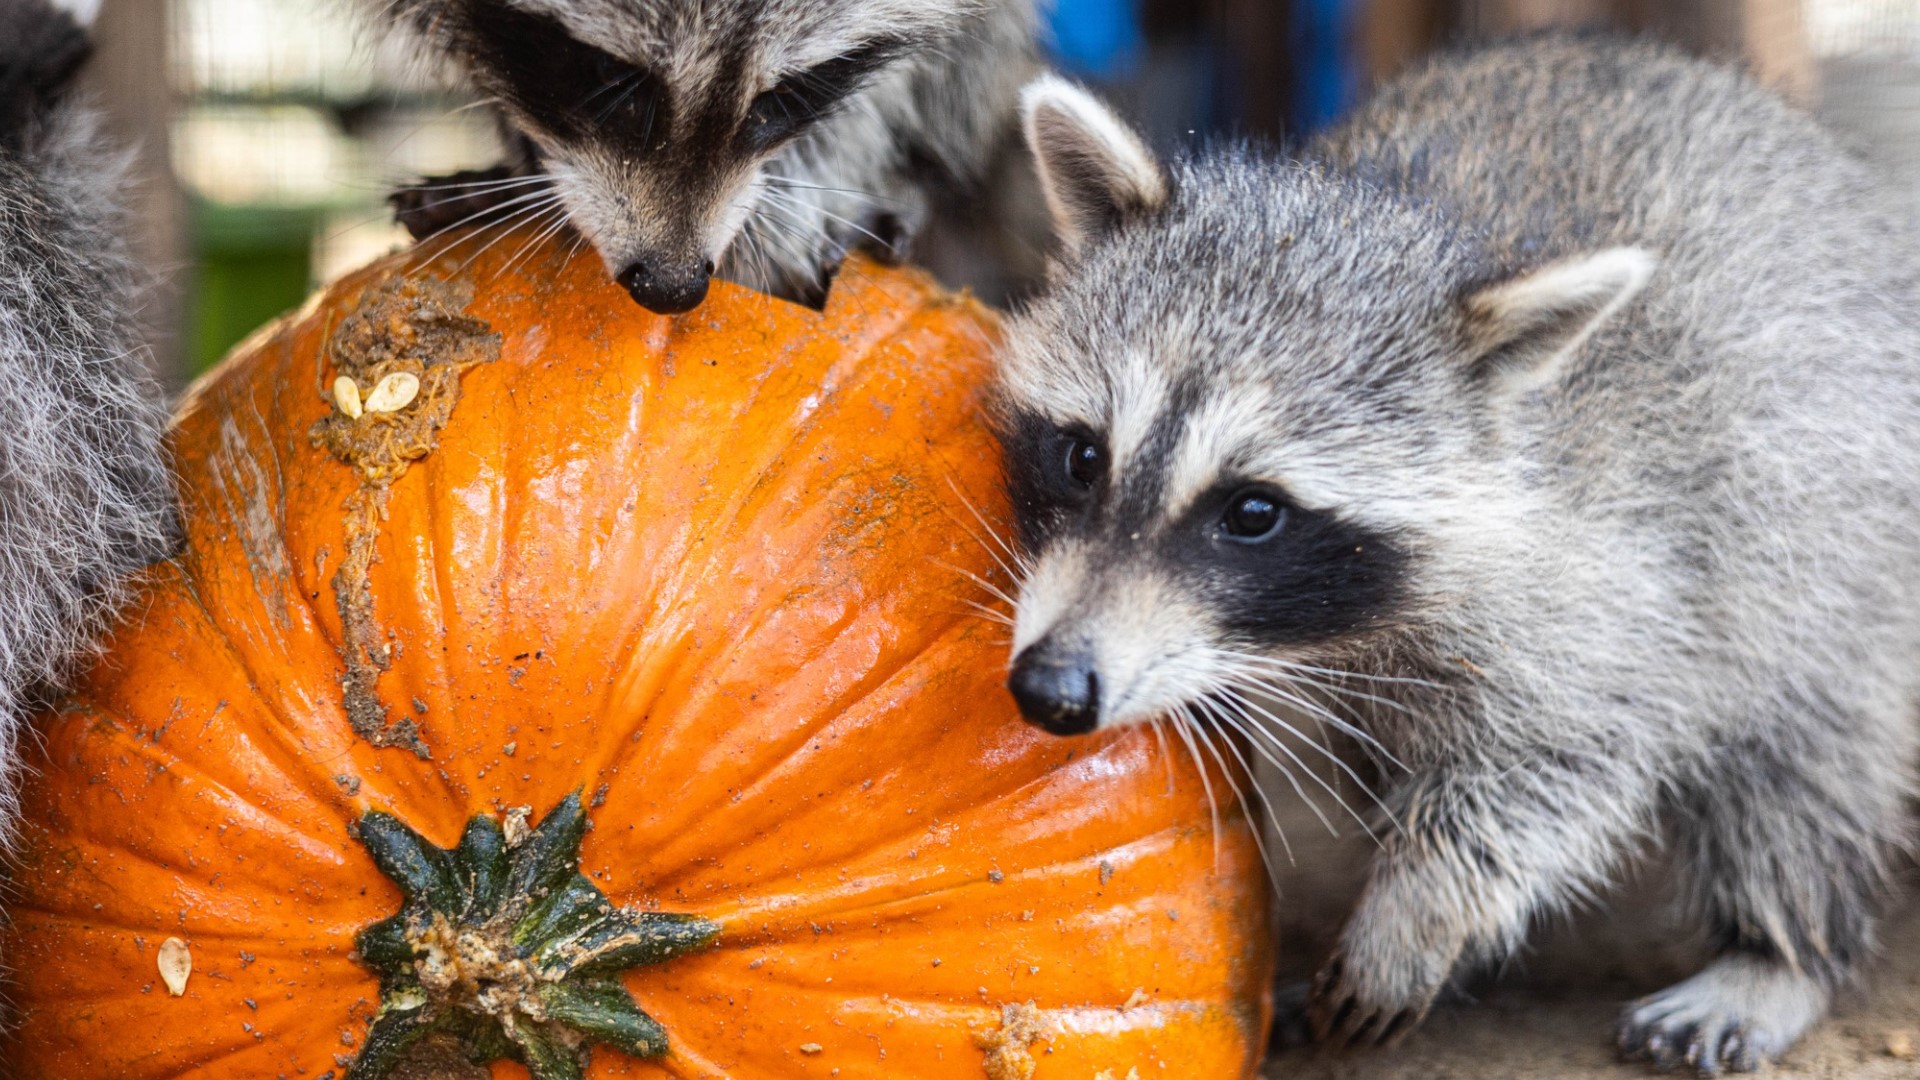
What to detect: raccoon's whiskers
<box><xmin>930</xmin><ymin>558</ymin><xmax>1020</xmax><ymax>611</ymax></box>
<box><xmin>1146</xmin><ymin>714</ymin><xmax>1177</xmax><ymax>796</ymax></box>
<box><xmin>318</xmin><ymin>176</ymin><xmax>560</xmax><ymax>250</ymax></box>
<box><xmin>1170</xmin><ymin>705</ymin><xmax>1224</xmax><ymax>869</ymax></box>
<box><xmin>385</xmin><ymin>172</ymin><xmax>555</xmax><ymax>196</ymax></box>
<box><xmin>450</xmin><ymin>196</ymin><xmax>566</xmax><ymax>264</ymax></box>
<box><xmin>761</xmin><ymin>176</ymin><xmax>901</xmax><ymax>206</ymax></box>
<box><xmin>939</xmin><ymin>476</ymin><xmax>1028</xmax><ymax>585</ymax></box>
<box><xmin>1202</xmin><ymin>693</ymin><xmax>1342</xmax><ymax>839</ymax></box>
<box><xmin>1188</xmin><ymin>702</ymin><xmax>1293</xmax><ymax>876</ymax></box>
<box><xmin>446</xmin><ymin>196</ymin><xmax>570</xmax><ymax>274</ymax></box>
<box><xmin>411</xmin><ymin>188</ymin><xmax>564</xmax><ymax>255</ymax></box>
<box><xmin>1232</xmin><ymin>652</ymin><xmax>1444</xmax><ymax>691</ymax></box>
<box><xmin>760</xmin><ymin>189</ymin><xmax>892</xmax><ymax>252</ymax></box>
<box><xmin>961</xmin><ymin>598</ymin><xmax>1015</xmax><ymax>628</ymax></box>
<box><xmin>493</xmin><ymin>205</ymin><xmax>575</xmax><ymax>281</ymax></box>
<box><xmin>737</xmin><ymin>205</ymin><xmax>822</xmax><ymax>293</ymax></box>
<box><xmin>747</xmin><ymin>198</ymin><xmax>828</xmax><ymax>253</ymax></box>
<box><xmin>1217</xmin><ymin>685</ymin><xmax>1400</xmax><ymax>838</ymax></box>
<box><xmin>733</xmin><ymin>223</ymin><xmax>776</xmax><ymax>301</ymax></box>
<box><xmin>1205</xmin><ymin>687</ymin><xmax>1390</xmax><ymax>841</ymax></box>
<box><xmin>1205</xmin><ymin>648</ymin><xmax>1407</xmax><ymax>769</ymax></box>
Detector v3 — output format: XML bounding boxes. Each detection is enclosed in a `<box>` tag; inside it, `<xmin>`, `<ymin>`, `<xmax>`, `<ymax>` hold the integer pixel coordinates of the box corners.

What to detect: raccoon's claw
<box><xmin>390</xmin><ymin>165</ymin><xmax>546</xmax><ymax>241</ymax></box>
<box><xmin>1616</xmin><ymin>1012</ymin><xmax>1762</xmax><ymax>1075</ymax></box>
<box><xmin>856</xmin><ymin>212</ymin><xmax>913</xmax><ymax>265</ymax></box>
<box><xmin>1307</xmin><ymin>957</ymin><xmax>1429</xmax><ymax>1050</ymax></box>
<box><xmin>1267</xmin><ymin>980</ymin><xmax>1315</xmax><ymax>1051</ymax></box>
<box><xmin>1614</xmin><ymin>955</ymin><xmax>1826</xmax><ymax>1076</ymax></box>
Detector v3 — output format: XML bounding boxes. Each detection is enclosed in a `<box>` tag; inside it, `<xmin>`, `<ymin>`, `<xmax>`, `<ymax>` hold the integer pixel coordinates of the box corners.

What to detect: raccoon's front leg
<box><xmin>1310</xmin><ymin>748</ymin><xmax>1660</xmax><ymax>1047</ymax></box>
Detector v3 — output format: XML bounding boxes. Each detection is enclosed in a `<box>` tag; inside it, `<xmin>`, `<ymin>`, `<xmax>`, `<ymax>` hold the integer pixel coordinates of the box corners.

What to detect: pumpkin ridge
<box><xmin>199</xmin><ymin>409</ymin><xmax>300</xmax><ymax>635</ymax></box>
<box><xmin>606</xmin><ymin>663</ymin><xmax>1010</xmax><ymax>890</ymax></box>
<box><xmin>696</xmin><ymin>799</ymin><xmax>1218</xmax><ymax>934</ymax></box>
<box><xmin>407</xmin><ymin>449</ymin><xmax>475</xmax><ymax>757</ymax></box>
<box><xmin>157</xmin><ymin>568</ymin><xmax>380</xmax><ymax>822</ymax></box>
<box><xmin>606</xmin><ymin>599</ymin><xmax>973</xmax><ymax>845</ymax></box>
<box><xmin>193</xmin><ymin>424</ymin><xmax>346</xmax><ymax>680</ymax></box>
<box><xmin>8</xmin><ymin>909</ymin><xmax>363</xmax><ymax>949</ymax></box>
<box><xmin>44</xmin><ymin>696</ymin><xmax>355</xmax><ymax>870</ymax></box>
<box><xmin>634</xmin><ymin>293</ymin><xmax>977</xmax><ymax>620</ymax></box>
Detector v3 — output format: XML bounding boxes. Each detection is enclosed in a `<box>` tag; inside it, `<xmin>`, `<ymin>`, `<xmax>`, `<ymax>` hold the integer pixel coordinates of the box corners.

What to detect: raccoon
<box><xmin>993</xmin><ymin>39</ymin><xmax>1920</xmax><ymax>1076</ymax></box>
<box><xmin>0</xmin><ymin>0</ymin><xmax>178</xmax><ymax>822</ymax></box>
<box><xmin>367</xmin><ymin>0</ymin><xmax>1040</xmax><ymax>313</ymax></box>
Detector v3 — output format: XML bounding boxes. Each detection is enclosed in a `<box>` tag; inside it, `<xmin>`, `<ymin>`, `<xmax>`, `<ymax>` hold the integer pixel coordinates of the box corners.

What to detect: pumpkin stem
<box><xmin>349</xmin><ymin>792</ymin><xmax>718</xmax><ymax>1079</ymax></box>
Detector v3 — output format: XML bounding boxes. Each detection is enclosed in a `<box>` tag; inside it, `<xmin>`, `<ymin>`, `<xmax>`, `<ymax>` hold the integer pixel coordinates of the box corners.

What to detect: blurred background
<box><xmin>81</xmin><ymin>0</ymin><xmax>1920</xmax><ymax>386</ymax></box>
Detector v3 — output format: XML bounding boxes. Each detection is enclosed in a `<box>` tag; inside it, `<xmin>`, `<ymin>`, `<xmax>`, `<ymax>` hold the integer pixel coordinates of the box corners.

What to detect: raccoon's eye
<box><xmin>743</xmin><ymin>40</ymin><xmax>901</xmax><ymax>152</ymax></box>
<box><xmin>1222</xmin><ymin>490</ymin><xmax>1285</xmax><ymax>542</ymax></box>
<box><xmin>1063</xmin><ymin>438</ymin><xmax>1105</xmax><ymax>490</ymax></box>
<box><xmin>594</xmin><ymin>53</ymin><xmax>629</xmax><ymax>86</ymax></box>
<box><xmin>746</xmin><ymin>86</ymin><xmax>800</xmax><ymax>143</ymax></box>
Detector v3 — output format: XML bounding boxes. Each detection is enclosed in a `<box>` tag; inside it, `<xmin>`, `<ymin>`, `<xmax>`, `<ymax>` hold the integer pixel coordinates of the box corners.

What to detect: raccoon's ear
<box><xmin>1461</xmin><ymin>247</ymin><xmax>1656</xmax><ymax>393</ymax></box>
<box><xmin>1020</xmin><ymin>75</ymin><xmax>1170</xmax><ymax>256</ymax></box>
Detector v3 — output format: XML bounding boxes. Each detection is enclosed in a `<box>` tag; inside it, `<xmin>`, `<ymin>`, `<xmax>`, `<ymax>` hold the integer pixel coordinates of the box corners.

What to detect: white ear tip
<box><xmin>48</xmin><ymin>0</ymin><xmax>103</xmax><ymax>26</ymax></box>
<box><xmin>1597</xmin><ymin>246</ymin><xmax>1658</xmax><ymax>289</ymax></box>
<box><xmin>1019</xmin><ymin>74</ymin><xmax>1101</xmax><ymax>126</ymax></box>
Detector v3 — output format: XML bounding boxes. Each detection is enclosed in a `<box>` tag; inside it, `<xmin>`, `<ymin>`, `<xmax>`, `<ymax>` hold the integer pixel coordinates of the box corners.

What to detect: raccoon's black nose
<box><xmin>1008</xmin><ymin>647</ymin><xmax>1101</xmax><ymax>736</ymax></box>
<box><xmin>616</xmin><ymin>260</ymin><xmax>711</xmax><ymax>314</ymax></box>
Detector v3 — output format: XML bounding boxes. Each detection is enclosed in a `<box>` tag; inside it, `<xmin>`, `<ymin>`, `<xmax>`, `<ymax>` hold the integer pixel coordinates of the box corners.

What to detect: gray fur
<box><xmin>0</xmin><ymin>1</ymin><xmax>179</xmax><ymax>827</ymax></box>
<box><xmin>366</xmin><ymin>0</ymin><xmax>1039</xmax><ymax>308</ymax></box>
<box><xmin>996</xmin><ymin>39</ymin><xmax>1920</xmax><ymax>1075</ymax></box>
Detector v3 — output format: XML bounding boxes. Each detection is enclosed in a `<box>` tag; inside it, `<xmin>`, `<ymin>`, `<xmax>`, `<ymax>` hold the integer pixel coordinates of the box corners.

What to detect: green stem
<box><xmin>348</xmin><ymin>792</ymin><xmax>720</xmax><ymax>1080</ymax></box>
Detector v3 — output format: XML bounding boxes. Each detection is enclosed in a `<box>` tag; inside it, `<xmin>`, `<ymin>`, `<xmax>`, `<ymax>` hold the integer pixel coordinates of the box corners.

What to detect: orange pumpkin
<box><xmin>0</xmin><ymin>237</ymin><xmax>1272</xmax><ymax>1079</ymax></box>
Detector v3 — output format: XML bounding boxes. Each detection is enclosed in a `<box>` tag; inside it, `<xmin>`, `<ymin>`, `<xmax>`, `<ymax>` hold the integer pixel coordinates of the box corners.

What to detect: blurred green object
<box><xmin>187</xmin><ymin>200</ymin><xmax>317</xmax><ymax>374</ymax></box>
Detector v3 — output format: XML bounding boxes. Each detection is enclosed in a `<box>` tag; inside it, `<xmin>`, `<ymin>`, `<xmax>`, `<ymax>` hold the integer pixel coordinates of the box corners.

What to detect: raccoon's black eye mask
<box><xmin>743</xmin><ymin>38</ymin><xmax>907</xmax><ymax>152</ymax></box>
<box><xmin>462</xmin><ymin>0</ymin><xmax>669</xmax><ymax>154</ymax></box>
<box><xmin>996</xmin><ymin>410</ymin><xmax>1408</xmax><ymax>643</ymax></box>
<box><xmin>999</xmin><ymin>413</ymin><xmax>1103</xmax><ymax>550</ymax></box>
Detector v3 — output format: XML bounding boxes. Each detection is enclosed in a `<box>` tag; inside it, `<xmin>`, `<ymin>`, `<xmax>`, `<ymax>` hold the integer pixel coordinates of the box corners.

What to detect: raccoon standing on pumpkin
<box><xmin>0</xmin><ymin>0</ymin><xmax>179</xmax><ymax>823</ymax></box>
<box><xmin>992</xmin><ymin>39</ymin><xmax>1920</xmax><ymax>1076</ymax></box>
<box><xmin>364</xmin><ymin>0</ymin><xmax>1041</xmax><ymax>314</ymax></box>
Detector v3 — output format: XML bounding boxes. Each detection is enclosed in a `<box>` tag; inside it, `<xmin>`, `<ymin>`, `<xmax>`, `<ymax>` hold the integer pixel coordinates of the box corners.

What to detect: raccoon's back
<box><xmin>1315</xmin><ymin>37</ymin><xmax>1908</xmax><ymax>281</ymax></box>
<box><xmin>1319</xmin><ymin>37</ymin><xmax>1920</xmax><ymax>669</ymax></box>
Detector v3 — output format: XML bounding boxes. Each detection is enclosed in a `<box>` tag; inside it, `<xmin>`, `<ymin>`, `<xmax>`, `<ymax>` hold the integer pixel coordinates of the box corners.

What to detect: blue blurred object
<box><xmin>1047</xmin><ymin>0</ymin><xmax>1145</xmax><ymax>80</ymax></box>
<box><xmin>1293</xmin><ymin>0</ymin><xmax>1362</xmax><ymax>131</ymax></box>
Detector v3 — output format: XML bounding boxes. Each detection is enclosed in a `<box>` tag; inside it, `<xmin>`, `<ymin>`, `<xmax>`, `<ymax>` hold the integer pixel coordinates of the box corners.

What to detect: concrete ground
<box><xmin>1259</xmin><ymin>867</ymin><xmax>1920</xmax><ymax>1080</ymax></box>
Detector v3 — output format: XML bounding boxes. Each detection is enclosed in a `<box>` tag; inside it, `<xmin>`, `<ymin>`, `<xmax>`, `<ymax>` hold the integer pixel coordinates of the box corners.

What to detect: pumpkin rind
<box><xmin>0</xmin><ymin>239</ymin><xmax>1273</xmax><ymax>1078</ymax></box>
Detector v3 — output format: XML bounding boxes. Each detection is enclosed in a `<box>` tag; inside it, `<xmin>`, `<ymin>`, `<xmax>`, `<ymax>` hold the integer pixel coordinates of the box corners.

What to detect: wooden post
<box><xmin>1741</xmin><ymin>0</ymin><xmax>1814</xmax><ymax>104</ymax></box>
<box><xmin>80</xmin><ymin>0</ymin><xmax>188</xmax><ymax>387</ymax></box>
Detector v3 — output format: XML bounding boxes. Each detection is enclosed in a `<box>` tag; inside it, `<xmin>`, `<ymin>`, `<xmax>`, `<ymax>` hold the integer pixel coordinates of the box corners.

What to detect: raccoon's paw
<box><xmin>1615</xmin><ymin>955</ymin><xmax>1828</xmax><ymax>1076</ymax></box>
<box><xmin>390</xmin><ymin>165</ymin><xmax>547</xmax><ymax>242</ymax></box>
<box><xmin>1306</xmin><ymin>954</ymin><xmax>1439</xmax><ymax>1049</ymax></box>
<box><xmin>851</xmin><ymin>211</ymin><xmax>915</xmax><ymax>265</ymax></box>
<box><xmin>1267</xmin><ymin>980</ymin><xmax>1316</xmax><ymax>1051</ymax></box>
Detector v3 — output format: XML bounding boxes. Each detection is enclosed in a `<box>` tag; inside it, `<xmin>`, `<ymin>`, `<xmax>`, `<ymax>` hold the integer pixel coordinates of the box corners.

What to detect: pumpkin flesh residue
<box><xmin>309</xmin><ymin>274</ymin><xmax>499</xmax><ymax>757</ymax></box>
<box><xmin>973</xmin><ymin>1001</ymin><xmax>1051</xmax><ymax>1080</ymax></box>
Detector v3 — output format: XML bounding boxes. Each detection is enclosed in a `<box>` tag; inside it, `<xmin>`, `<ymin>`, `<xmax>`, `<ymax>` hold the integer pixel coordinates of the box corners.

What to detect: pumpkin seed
<box><xmin>157</xmin><ymin>937</ymin><xmax>191</xmax><ymax>996</ymax></box>
<box><xmin>363</xmin><ymin>372</ymin><xmax>421</xmax><ymax>414</ymax></box>
<box><xmin>332</xmin><ymin>376</ymin><xmax>364</xmax><ymax>419</ymax></box>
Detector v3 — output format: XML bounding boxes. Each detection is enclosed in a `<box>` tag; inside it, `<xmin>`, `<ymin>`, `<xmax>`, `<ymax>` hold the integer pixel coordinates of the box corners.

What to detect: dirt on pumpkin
<box><xmin>310</xmin><ymin>272</ymin><xmax>500</xmax><ymax>757</ymax></box>
<box><xmin>974</xmin><ymin>1001</ymin><xmax>1052</xmax><ymax>1080</ymax></box>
